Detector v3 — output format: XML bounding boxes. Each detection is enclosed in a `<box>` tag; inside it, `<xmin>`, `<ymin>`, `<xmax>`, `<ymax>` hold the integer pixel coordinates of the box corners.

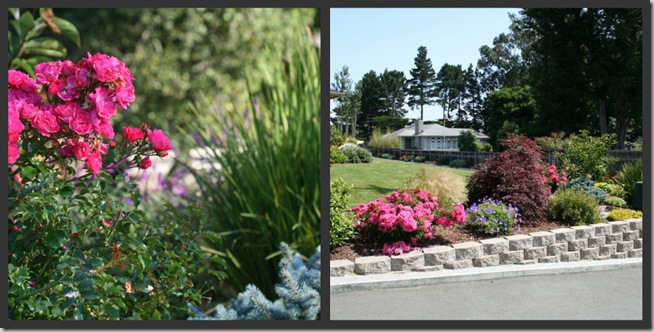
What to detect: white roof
<box><xmin>392</xmin><ymin>123</ymin><xmax>489</xmax><ymax>139</ymax></box>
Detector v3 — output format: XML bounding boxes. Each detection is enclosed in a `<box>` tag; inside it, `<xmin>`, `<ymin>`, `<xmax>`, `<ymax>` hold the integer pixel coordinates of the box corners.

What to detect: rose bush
<box><xmin>352</xmin><ymin>190</ymin><xmax>466</xmax><ymax>255</ymax></box>
<box><xmin>8</xmin><ymin>55</ymin><xmax>223</xmax><ymax>320</ymax></box>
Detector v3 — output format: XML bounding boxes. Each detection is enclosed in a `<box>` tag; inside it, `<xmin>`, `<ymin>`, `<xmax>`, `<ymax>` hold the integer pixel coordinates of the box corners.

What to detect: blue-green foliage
<box><xmin>188</xmin><ymin>243</ymin><xmax>320</xmax><ymax>320</ymax></box>
<box><xmin>558</xmin><ymin>177</ymin><xmax>606</xmax><ymax>203</ymax></box>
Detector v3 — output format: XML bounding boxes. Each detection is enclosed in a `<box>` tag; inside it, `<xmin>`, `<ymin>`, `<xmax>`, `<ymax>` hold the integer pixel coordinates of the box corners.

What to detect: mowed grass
<box><xmin>330</xmin><ymin>157</ymin><xmax>475</xmax><ymax>207</ymax></box>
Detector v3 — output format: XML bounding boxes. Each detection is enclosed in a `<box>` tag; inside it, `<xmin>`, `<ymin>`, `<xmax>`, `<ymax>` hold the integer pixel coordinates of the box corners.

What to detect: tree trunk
<box><xmin>420</xmin><ymin>104</ymin><xmax>424</xmax><ymax>120</ymax></box>
<box><xmin>598</xmin><ymin>98</ymin><xmax>607</xmax><ymax>135</ymax></box>
<box><xmin>351</xmin><ymin>114</ymin><xmax>357</xmax><ymax>138</ymax></box>
<box><xmin>615</xmin><ymin>116</ymin><xmax>629</xmax><ymax>150</ymax></box>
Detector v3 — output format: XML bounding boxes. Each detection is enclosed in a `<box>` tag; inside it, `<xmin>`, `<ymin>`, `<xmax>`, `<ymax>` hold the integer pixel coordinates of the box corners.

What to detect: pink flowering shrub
<box><xmin>8</xmin><ymin>53</ymin><xmax>171</xmax><ymax>175</ymax></box>
<box><xmin>541</xmin><ymin>163</ymin><xmax>568</xmax><ymax>195</ymax></box>
<box><xmin>353</xmin><ymin>190</ymin><xmax>466</xmax><ymax>255</ymax></box>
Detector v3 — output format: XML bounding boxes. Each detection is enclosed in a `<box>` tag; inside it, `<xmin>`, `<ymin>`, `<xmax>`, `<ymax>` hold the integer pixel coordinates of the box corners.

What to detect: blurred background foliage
<box><xmin>53</xmin><ymin>8</ymin><xmax>319</xmax><ymax>151</ymax></box>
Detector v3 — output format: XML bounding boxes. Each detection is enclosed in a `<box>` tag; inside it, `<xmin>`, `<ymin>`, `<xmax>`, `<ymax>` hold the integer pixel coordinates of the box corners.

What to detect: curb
<box><xmin>330</xmin><ymin>257</ymin><xmax>642</xmax><ymax>294</ymax></box>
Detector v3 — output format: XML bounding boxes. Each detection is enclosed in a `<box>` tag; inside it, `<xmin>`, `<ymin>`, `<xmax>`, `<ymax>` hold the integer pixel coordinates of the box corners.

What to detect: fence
<box><xmin>366</xmin><ymin>147</ymin><xmax>642</xmax><ymax>171</ymax></box>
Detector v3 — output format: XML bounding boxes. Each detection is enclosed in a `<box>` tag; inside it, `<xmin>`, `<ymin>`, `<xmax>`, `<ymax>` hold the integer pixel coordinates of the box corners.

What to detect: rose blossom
<box><xmin>8</xmin><ymin>142</ymin><xmax>20</xmax><ymax>164</ymax></box>
<box><xmin>85</xmin><ymin>151</ymin><xmax>103</xmax><ymax>175</ymax></box>
<box><xmin>88</xmin><ymin>86</ymin><xmax>117</xmax><ymax>119</ymax></box>
<box><xmin>31</xmin><ymin>111</ymin><xmax>60</xmax><ymax>137</ymax></box>
<box><xmin>8</xmin><ymin>69</ymin><xmax>39</xmax><ymax>92</ymax></box>
<box><xmin>73</xmin><ymin>141</ymin><xmax>91</xmax><ymax>159</ymax></box>
<box><xmin>139</xmin><ymin>156</ymin><xmax>152</xmax><ymax>169</ymax></box>
<box><xmin>123</xmin><ymin>127</ymin><xmax>145</xmax><ymax>142</ymax></box>
<box><xmin>147</xmin><ymin>129</ymin><xmax>172</xmax><ymax>153</ymax></box>
<box><xmin>34</xmin><ymin>61</ymin><xmax>63</xmax><ymax>84</ymax></box>
<box><xmin>69</xmin><ymin>109</ymin><xmax>93</xmax><ymax>135</ymax></box>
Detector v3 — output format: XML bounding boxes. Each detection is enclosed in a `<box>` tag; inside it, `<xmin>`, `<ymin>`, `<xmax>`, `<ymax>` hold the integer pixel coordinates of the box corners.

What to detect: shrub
<box><xmin>339</xmin><ymin>144</ymin><xmax>373</xmax><ymax>163</ymax></box>
<box><xmin>541</xmin><ymin>163</ymin><xmax>568</xmax><ymax>194</ymax></box>
<box><xmin>482</xmin><ymin>143</ymin><xmax>493</xmax><ymax>152</ymax></box>
<box><xmin>604</xmin><ymin>196</ymin><xmax>627</xmax><ymax>208</ymax></box>
<box><xmin>188</xmin><ymin>243</ymin><xmax>320</xmax><ymax>320</ymax></box>
<box><xmin>399</xmin><ymin>154</ymin><xmax>414</xmax><ymax>162</ymax></box>
<box><xmin>606</xmin><ymin>209</ymin><xmax>643</xmax><ymax>221</ymax></box>
<box><xmin>330</xmin><ymin>145</ymin><xmax>348</xmax><ymax>164</ymax></box>
<box><xmin>449</xmin><ymin>159</ymin><xmax>466</xmax><ymax>168</ymax></box>
<box><xmin>436</xmin><ymin>156</ymin><xmax>449</xmax><ymax>165</ymax></box>
<box><xmin>415</xmin><ymin>156</ymin><xmax>426</xmax><ymax>163</ymax></box>
<box><xmin>464</xmin><ymin>197</ymin><xmax>521</xmax><ymax>237</ymax></box>
<box><xmin>381</xmin><ymin>153</ymin><xmax>395</xmax><ymax>160</ymax></box>
<box><xmin>595</xmin><ymin>182</ymin><xmax>626</xmax><ymax>198</ymax></box>
<box><xmin>368</xmin><ymin>127</ymin><xmax>401</xmax><ymax>148</ymax></box>
<box><xmin>556</xmin><ymin>130</ymin><xmax>618</xmax><ymax>181</ymax></box>
<box><xmin>547</xmin><ymin>188</ymin><xmax>602</xmax><ymax>226</ymax></box>
<box><xmin>614</xmin><ymin>161</ymin><xmax>642</xmax><ymax>202</ymax></box>
<box><xmin>344</xmin><ymin>136</ymin><xmax>359</xmax><ymax>145</ymax></box>
<box><xmin>330</xmin><ymin>179</ymin><xmax>356</xmax><ymax>248</ymax></box>
<box><xmin>558</xmin><ymin>177</ymin><xmax>606</xmax><ymax>203</ymax></box>
<box><xmin>330</xmin><ymin>126</ymin><xmax>345</xmax><ymax>146</ymax></box>
<box><xmin>352</xmin><ymin>190</ymin><xmax>466</xmax><ymax>255</ymax></box>
<box><xmin>466</xmin><ymin>134</ymin><xmax>550</xmax><ymax>224</ymax></box>
<box><xmin>401</xmin><ymin>168</ymin><xmax>466</xmax><ymax>211</ymax></box>
<box><xmin>458</xmin><ymin>130</ymin><xmax>481</xmax><ymax>152</ymax></box>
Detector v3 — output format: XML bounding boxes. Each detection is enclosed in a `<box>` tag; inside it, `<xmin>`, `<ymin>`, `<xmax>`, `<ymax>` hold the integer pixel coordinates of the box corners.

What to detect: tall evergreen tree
<box><xmin>331</xmin><ymin>66</ymin><xmax>354</xmax><ymax>133</ymax></box>
<box><xmin>462</xmin><ymin>64</ymin><xmax>484</xmax><ymax>131</ymax></box>
<box><xmin>435</xmin><ymin>63</ymin><xmax>465</xmax><ymax>120</ymax></box>
<box><xmin>357</xmin><ymin>70</ymin><xmax>386</xmax><ymax>140</ymax></box>
<box><xmin>379</xmin><ymin>69</ymin><xmax>408</xmax><ymax>118</ymax></box>
<box><xmin>406</xmin><ymin>46</ymin><xmax>437</xmax><ymax>120</ymax></box>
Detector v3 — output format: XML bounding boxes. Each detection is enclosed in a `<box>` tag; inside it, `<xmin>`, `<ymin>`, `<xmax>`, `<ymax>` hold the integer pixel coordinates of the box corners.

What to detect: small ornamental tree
<box><xmin>466</xmin><ymin>134</ymin><xmax>550</xmax><ymax>223</ymax></box>
<box><xmin>457</xmin><ymin>130</ymin><xmax>481</xmax><ymax>152</ymax></box>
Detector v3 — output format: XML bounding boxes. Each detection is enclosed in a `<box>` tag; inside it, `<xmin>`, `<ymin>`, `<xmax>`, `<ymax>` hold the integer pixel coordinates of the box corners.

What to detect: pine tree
<box><xmin>188</xmin><ymin>243</ymin><xmax>320</xmax><ymax>320</ymax></box>
<box><xmin>406</xmin><ymin>46</ymin><xmax>437</xmax><ymax>120</ymax></box>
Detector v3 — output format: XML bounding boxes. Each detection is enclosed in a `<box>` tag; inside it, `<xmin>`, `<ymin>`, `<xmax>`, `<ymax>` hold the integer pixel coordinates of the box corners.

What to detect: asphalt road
<box><xmin>330</xmin><ymin>267</ymin><xmax>643</xmax><ymax>320</ymax></box>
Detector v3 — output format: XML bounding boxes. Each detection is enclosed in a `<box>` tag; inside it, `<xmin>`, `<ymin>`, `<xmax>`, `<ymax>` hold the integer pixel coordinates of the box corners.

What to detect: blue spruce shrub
<box><xmin>188</xmin><ymin>243</ymin><xmax>320</xmax><ymax>320</ymax></box>
<box><xmin>558</xmin><ymin>177</ymin><xmax>606</xmax><ymax>203</ymax></box>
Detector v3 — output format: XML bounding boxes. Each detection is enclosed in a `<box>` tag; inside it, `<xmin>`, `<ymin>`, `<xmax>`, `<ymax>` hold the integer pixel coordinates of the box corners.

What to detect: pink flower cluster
<box><xmin>353</xmin><ymin>190</ymin><xmax>466</xmax><ymax>255</ymax></box>
<box><xmin>541</xmin><ymin>164</ymin><xmax>568</xmax><ymax>195</ymax></box>
<box><xmin>382</xmin><ymin>241</ymin><xmax>411</xmax><ymax>255</ymax></box>
<box><xmin>8</xmin><ymin>53</ymin><xmax>171</xmax><ymax>175</ymax></box>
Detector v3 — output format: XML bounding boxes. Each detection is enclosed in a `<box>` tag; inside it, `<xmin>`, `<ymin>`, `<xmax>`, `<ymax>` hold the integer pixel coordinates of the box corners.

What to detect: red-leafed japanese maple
<box><xmin>466</xmin><ymin>134</ymin><xmax>550</xmax><ymax>223</ymax></box>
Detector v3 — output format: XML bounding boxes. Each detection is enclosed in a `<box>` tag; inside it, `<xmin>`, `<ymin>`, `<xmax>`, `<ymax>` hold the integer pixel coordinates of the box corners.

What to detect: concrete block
<box><xmin>560</xmin><ymin>251</ymin><xmax>581</xmax><ymax>262</ymax></box>
<box><xmin>517</xmin><ymin>260</ymin><xmax>537</xmax><ymax>265</ymax></box>
<box><xmin>594</xmin><ymin>255</ymin><xmax>610</xmax><ymax>261</ymax></box>
<box><xmin>452</xmin><ymin>242</ymin><xmax>483</xmax><ymax>260</ymax></box>
<box><xmin>570</xmin><ymin>225</ymin><xmax>594</xmax><ymax>239</ymax></box>
<box><xmin>354</xmin><ymin>256</ymin><xmax>391</xmax><ymax>275</ymax></box>
<box><xmin>550</xmin><ymin>228</ymin><xmax>576</xmax><ymax>243</ymax></box>
<box><xmin>633</xmin><ymin>239</ymin><xmax>643</xmax><ymax>249</ymax></box>
<box><xmin>443</xmin><ymin>260</ymin><xmax>473</xmax><ymax>270</ymax></box>
<box><xmin>628</xmin><ymin>249</ymin><xmax>643</xmax><ymax>258</ymax></box>
<box><xmin>622</xmin><ymin>231</ymin><xmax>639</xmax><ymax>242</ymax></box>
<box><xmin>600</xmin><ymin>244</ymin><xmax>617</xmax><ymax>256</ymax></box>
<box><xmin>538</xmin><ymin>256</ymin><xmax>560</xmax><ymax>263</ymax></box>
<box><xmin>330</xmin><ymin>259</ymin><xmax>355</xmax><ymax>277</ymax></box>
<box><xmin>616</xmin><ymin>241</ymin><xmax>634</xmax><ymax>253</ymax></box>
<box><xmin>412</xmin><ymin>265</ymin><xmax>443</xmax><ymax>272</ymax></box>
<box><xmin>639</xmin><ymin>229</ymin><xmax>642</xmax><ymax>238</ymax></box>
<box><xmin>606</xmin><ymin>233</ymin><xmax>623</xmax><ymax>244</ymax></box>
<box><xmin>472</xmin><ymin>255</ymin><xmax>500</xmax><ymax>267</ymax></box>
<box><xmin>628</xmin><ymin>219</ymin><xmax>642</xmax><ymax>231</ymax></box>
<box><xmin>391</xmin><ymin>251</ymin><xmax>424</xmax><ymax>271</ymax></box>
<box><xmin>506</xmin><ymin>234</ymin><xmax>533</xmax><ymax>250</ymax></box>
<box><xmin>587</xmin><ymin>237</ymin><xmax>606</xmax><ymax>248</ymax></box>
<box><xmin>500</xmin><ymin>251</ymin><xmax>524</xmax><ymax>265</ymax></box>
<box><xmin>568</xmin><ymin>239</ymin><xmax>588</xmax><ymax>251</ymax></box>
<box><xmin>479</xmin><ymin>238</ymin><xmax>509</xmax><ymax>255</ymax></box>
<box><xmin>529</xmin><ymin>231</ymin><xmax>556</xmax><ymax>247</ymax></box>
<box><xmin>611</xmin><ymin>252</ymin><xmax>628</xmax><ymax>259</ymax></box>
<box><xmin>524</xmin><ymin>247</ymin><xmax>547</xmax><ymax>260</ymax></box>
<box><xmin>547</xmin><ymin>243</ymin><xmax>568</xmax><ymax>256</ymax></box>
<box><xmin>592</xmin><ymin>223</ymin><xmax>612</xmax><ymax>237</ymax></box>
<box><xmin>581</xmin><ymin>247</ymin><xmax>599</xmax><ymax>260</ymax></box>
<box><xmin>608</xmin><ymin>221</ymin><xmax>630</xmax><ymax>234</ymax></box>
<box><xmin>423</xmin><ymin>246</ymin><xmax>456</xmax><ymax>266</ymax></box>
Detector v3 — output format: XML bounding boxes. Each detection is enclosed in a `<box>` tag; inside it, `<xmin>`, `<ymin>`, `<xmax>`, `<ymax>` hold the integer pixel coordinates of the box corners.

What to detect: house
<box><xmin>390</xmin><ymin>120</ymin><xmax>490</xmax><ymax>150</ymax></box>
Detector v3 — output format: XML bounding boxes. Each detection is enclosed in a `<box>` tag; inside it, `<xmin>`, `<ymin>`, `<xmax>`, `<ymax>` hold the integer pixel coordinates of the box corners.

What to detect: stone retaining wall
<box><xmin>330</xmin><ymin>219</ymin><xmax>643</xmax><ymax>277</ymax></box>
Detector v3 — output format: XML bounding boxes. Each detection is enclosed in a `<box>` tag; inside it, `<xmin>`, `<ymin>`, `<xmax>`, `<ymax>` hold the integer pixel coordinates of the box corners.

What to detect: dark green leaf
<box><xmin>22</xmin><ymin>37</ymin><xmax>66</xmax><ymax>58</ymax></box>
<box><xmin>112</xmin><ymin>298</ymin><xmax>128</xmax><ymax>311</ymax></box>
<box><xmin>81</xmin><ymin>291</ymin><xmax>100</xmax><ymax>300</ymax></box>
<box><xmin>152</xmin><ymin>309</ymin><xmax>161</xmax><ymax>320</ymax></box>
<box><xmin>73</xmin><ymin>306</ymin><xmax>85</xmax><ymax>320</ymax></box>
<box><xmin>77</xmin><ymin>278</ymin><xmax>96</xmax><ymax>291</ymax></box>
<box><xmin>45</xmin><ymin>229</ymin><xmax>67</xmax><ymax>248</ymax></box>
<box><xmin>52</xmin><ymin>17</ymin><xmax>80</xmax><ymax>46</ymax></box>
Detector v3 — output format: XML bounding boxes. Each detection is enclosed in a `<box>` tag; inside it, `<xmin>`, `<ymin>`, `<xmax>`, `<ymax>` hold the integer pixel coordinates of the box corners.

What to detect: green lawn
<box><xmin>330</xmin><ymin>157</ymin><xmax>475</xmax><ymax>207</ymax></box>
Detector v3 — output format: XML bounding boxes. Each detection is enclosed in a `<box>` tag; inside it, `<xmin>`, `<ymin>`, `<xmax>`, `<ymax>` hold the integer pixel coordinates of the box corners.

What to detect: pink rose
<box><xmin>9</xmin><ymin>89</ymin><xmax>43</xmax><ymax>106</ymax></box>
<box><xmin>88</xmin><ymin>86</ymin><xmax>117</xmax><ymax>119</ymax></box>
<box><xmin>8</xmin><ymin>69</ymin><xmax>39</xmax><ymax>92</ymax></box>
<box><xmin>123</xmin><ymin>127</ymin><xmax>145</xmax><ymax>142</ymax></box>
<box><xmin>115</xmin><ymin>85</ymin><xmax>135</xmax><ymax>109</ymax></box>
<box><xmin>8</xmin><ymin>108</ymin><xmax>25</xmax><ymax>139</ymax></box>
<box><xmin>90</xmin><ymin>111</ymin><xmax>114</xmax><ymax>139</ymax></box>
<box><xmin>85</xmin><ymin>151</ymin><xmax>103</xmax><ymax>175</ymax></box>
<box><xmin>73</xmin><ymin>141</ymin><xmax>91</xmax><ymax>159</ymax></box>
<box><xmin>34</xmin><ymin>61</ymin><xmax>63</xmax><ymax>84</ymax></box>
<box><xmin>8</xmin><ymin>142</ymin><xmax>20</xmax><ymax>164</ymax></box>
<box><xmin>139</xmin><ymin>156</ymin><xmax>152</xmax><ymax>169</ymax></box>
<box><xmin>69</xmin><ymin>109</ymin><xmax>93</xmax><ymax>135</ymax></box>
<box><xmin>89</xmin><ymin>53</ymin><xmax>122</xmax><ymax>82</ymax></box>
<box><xmin>147</xmin><ymin>129</ymin><xmax>172</xmax><ymax>153</ymax></box>
<box><xmin>11</xmin><ymin>99</ymin><xmax>39</xmax><ymax>120</ymax></box>
<box><xmin>53</xmin><ymin>102</ymin><xmax>80</xmax><ymax>124</ymax></box>
<box><xmin>31</xmin><ymin>111</ymin><xmax>60</xmax><ymax>137</ymax></box>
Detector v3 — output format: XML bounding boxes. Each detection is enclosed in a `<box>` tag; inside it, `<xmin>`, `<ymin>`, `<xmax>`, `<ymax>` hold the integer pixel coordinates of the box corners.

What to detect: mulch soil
<box><xmin>329</xmin><ymin>219</ymin><xmax>571</xmax><ymax>262</ymax></box>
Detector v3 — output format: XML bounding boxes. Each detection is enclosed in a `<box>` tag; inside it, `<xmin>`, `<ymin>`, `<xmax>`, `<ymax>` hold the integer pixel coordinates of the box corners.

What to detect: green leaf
<box><xmin>81</xmin><ymin>291</ymin><xmax>100</xmax><ymax>300</ymax></box>
<box><xmin>77</xmin><ymin>278</ymin><xmax>96</xmax><ymax>291</ymax></box>
<box><xmin>112</xmin><ymin>298</ymin><xmax>128</xmax><ymax>311</ymax></box>
<box><xmin>73</xmin><ymin>306</ymin><xmax>85</xmax><ymax>320</ymax></box>
<box><xmin>45</xmin><ymin>229</ymin><xmax>67</xmax><ymax>248</ymax></box>
<box><xmin>9</xmin><ymin>58</ymin><xmax>35</xmax><ymax>77</ymax></box>
<box><xmin>22</xmin><ymin>37</ymin><xmax>67</xmax><ymax>58</ymax></box>
<box><xmin>52</xmin><ymin>17</ymin><xmax>80</xmax><ymax>46</ymax></box>
<box><xmin>152</xmin><ymin>309</ymin><xmax>161</xmax><ymax>320</ymax></box>
<box><xmin>106</xmin><ymin>305</ymin><xmax>120</xmax><ymax>320</ymax></box>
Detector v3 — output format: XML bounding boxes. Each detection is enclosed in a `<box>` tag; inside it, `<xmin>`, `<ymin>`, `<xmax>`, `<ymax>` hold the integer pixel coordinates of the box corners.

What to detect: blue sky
<box><xmin>330</xmin><ymin>8</ymin><xmax>522</xmax><ymax>121</ymax></box>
